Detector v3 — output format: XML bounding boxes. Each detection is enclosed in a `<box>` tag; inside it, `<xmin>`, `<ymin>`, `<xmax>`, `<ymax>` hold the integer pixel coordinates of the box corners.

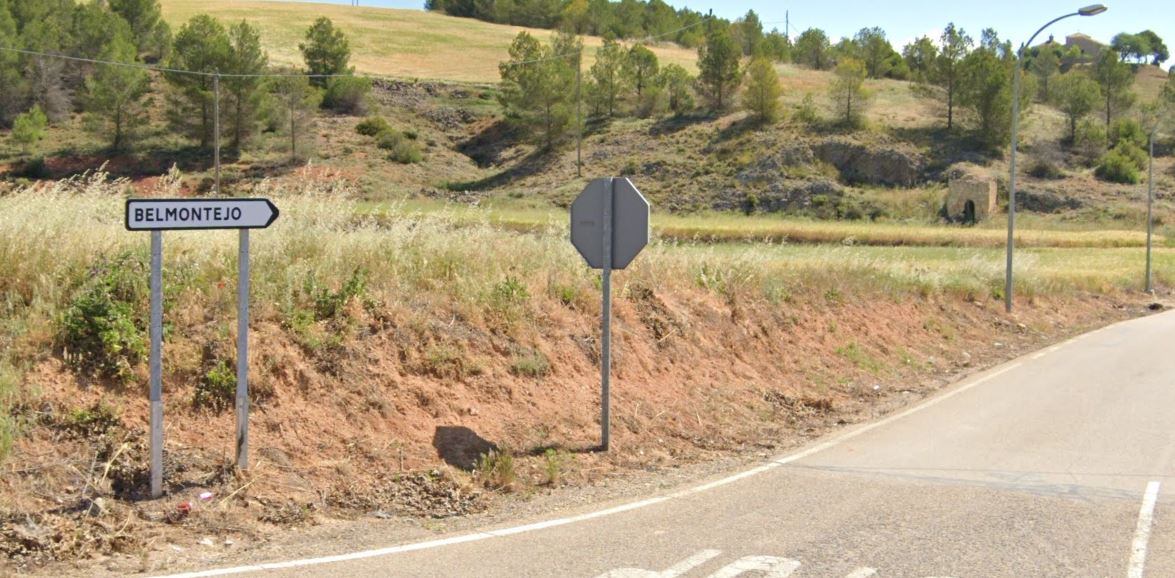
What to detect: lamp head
<box><xmin>1078</xmin><ymin>4</ymin><xmax>1107</xmax><ymax>16</ymax></box>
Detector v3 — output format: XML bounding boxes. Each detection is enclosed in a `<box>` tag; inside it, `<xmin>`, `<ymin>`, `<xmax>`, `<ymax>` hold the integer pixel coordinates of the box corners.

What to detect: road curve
<box><xmin>167</xmin><ymin>310</ymin><xmax>1175</xmax><ymax>578</ymax></box>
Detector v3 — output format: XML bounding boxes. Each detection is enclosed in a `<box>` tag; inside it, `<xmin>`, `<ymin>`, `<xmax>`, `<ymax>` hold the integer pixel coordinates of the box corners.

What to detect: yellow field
<box><xmin>363</xmin><ymin>200</ymin><xmax>1161</xmax><ymax>249</ymax></box>
<box><xmin>159</xmin><ymin>0</ymin><xmax>699</xmax><ymax>83</ymax></box>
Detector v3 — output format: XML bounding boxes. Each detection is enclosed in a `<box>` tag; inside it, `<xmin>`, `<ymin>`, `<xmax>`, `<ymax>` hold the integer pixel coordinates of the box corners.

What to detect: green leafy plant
<box><xmin>193</xmin><ymin>360</ymin><xmax>236</xmax><ymax>412</ymax></box>
<box><xmin>304</xmin><ymin>268</ymin><xmax>368</xmax><ymax>320</ymax></box>
<box><xmin>375</xmin><ymin>129</ymin><xmax>423</xmax><ymax>164</ymax></box>
<box><xmin>59</xmin><ymin>253</ymin><xmax>148</xmax><ymax>383</ymax></box>
<box><xmin>62</xmin><ymin>401</ymin><xmax>121</xmax><ymax>437</ymax></box>
<box><xmin>543</xmin><ymin>448</ymin><xmax>566</xmax><ymax>486</ymax></box>
<box><xmin>1096</xmin><ymin>142</ymin><xmax>1145</xmax><ymax>184</ymax></box>
<box><xmin>356</xmin><ymin>115</ymin><xmax>391</xmax><ymax>136</ymax></box>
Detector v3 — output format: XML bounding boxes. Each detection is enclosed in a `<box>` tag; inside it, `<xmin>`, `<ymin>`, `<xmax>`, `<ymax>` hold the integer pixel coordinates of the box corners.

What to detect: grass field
<box><xmin>1</xmin><ymin>177</ymin><xmax>1165</xmax><ymax>342</ymax></box>
<box><xmin>159</xmin><ymin>0</ymin><xmax>699</xmax><ymax>83</ymax></box>
<box><xmin>363</xmin><ymin>200</ymin><xmax>1164</xmax><ymax>249</ymax></box>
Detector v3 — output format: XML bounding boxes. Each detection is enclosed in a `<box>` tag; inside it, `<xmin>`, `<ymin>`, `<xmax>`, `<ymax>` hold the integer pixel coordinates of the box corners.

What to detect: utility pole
<box><xmin>213</xmin><ymin>72</ymin><xmax>221</xmax><ymax>194</ymax></box>
<box><xmin>576</xmin><ymin>48</ymin><xmax>583</xmax><ymax>178</ymax></box>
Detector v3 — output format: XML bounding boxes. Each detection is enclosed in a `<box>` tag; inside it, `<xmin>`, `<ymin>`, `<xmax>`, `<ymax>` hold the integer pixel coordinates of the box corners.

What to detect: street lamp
<box><xmin>1146</xmin><ymin>124</ymin><xmax>1158</xmax><ymax>293</ymax></box>
<box><xmin>1005</xmin><ymin>4</ymin><xmax>1107</xmax><ymax>313</ymax></box>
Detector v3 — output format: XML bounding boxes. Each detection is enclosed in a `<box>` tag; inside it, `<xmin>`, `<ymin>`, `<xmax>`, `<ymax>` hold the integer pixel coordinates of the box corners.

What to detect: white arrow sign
<box><xmin>125</xmin><ymin>198</ymin><xmax>280</xmax><ymax>231</ymax></box>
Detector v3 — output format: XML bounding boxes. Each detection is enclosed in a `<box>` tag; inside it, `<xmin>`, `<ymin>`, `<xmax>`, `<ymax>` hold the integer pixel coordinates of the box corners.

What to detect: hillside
<box><xmin>158</xmin><ymin>0</ymin><xmax>699</xmax><ymax>83</ymax></box>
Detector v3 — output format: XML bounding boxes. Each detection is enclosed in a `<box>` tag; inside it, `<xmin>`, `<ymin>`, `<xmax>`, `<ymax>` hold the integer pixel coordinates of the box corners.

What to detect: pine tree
<box><xmin>1051</xmin><ymin>72</ymin><xmax>1101</xmax><ymax>142</ymax></box>
<box><xmin>109</xmin><ymin>0</ymin><xmax>171</xmax><ymax>61</ymax></box>
<box><xmin>830</xmin><ymin>58</ymin><xmax>868</xmax><ymax>128</ymax></box>
<box><xmin>266</xmin><ymin>72</ymin><xmax>320</xmax><ymax>162</ymax></box>
<box><xmin>936</xmin><ymin>23</ymin><xmax>972</xmax><ymax>130</ymax></box>
<box><xmin>83</xmin><ymin>32</ymin><xmax>150</xmax><ymax>151</ymax></box>
<box><xmin>743</xmin><ymin>57</ymin><xmax>780</xmax><ymax>124</ymax></box>
<box><xmin>623</xmin><ymin>44</ymin><xmax>659</xmax><ymax>99</ymax></box>
<box><xmin>0</xmin><ymin>0</ymin><xmax>25</xmax><ymax>126</ymax></box>
<box><xmin>590</xmin><ymin>38</ymin><xmax>625</xmax><ymax>117</ymax></box>
<box><xmin>658</xmin><ymin>64</ymin><xmax>694</xmax><ymax>116</ymax></box>
<box><xmin>223</xmin><ymin>20</ymin><xmax>268</xmax><ymax>151</ymax></box>
<box><xmin>165</xmin><ymin>14</ymin><xmax>231</xmax><ymax>149</ymax></box>
<box><xmin>498</xmin><ymin>31</ymin><xmax>576</xmax><ymax>148</ymax></box>
<box><xmin>1092</xmin><ymin>49</ymin><xmax>1136</xmax><ymax>127</ymax></box>
<box><xmin>300</xmin><ymin>17</ymin><xmax>351</xmax><ymax>88</ymax></box>
<box><xmin>697</xmin><ymin>22</ymin><xmax>742</xmax><ymax>110</ymax></box>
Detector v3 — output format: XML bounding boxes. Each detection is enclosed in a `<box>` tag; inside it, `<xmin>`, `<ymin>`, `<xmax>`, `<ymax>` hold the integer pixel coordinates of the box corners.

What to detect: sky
<box><xmin>285</xmin><ymin>0</ymin><xmax>1172</xmax><ymax>59</ymax></box>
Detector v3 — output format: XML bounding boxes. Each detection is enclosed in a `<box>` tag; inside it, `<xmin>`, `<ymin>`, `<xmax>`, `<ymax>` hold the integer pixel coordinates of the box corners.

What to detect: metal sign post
<box><xmin>149</xmin><ymin>230</ymin><xmax>163</xmax><ymax>498</ymax></box>
<box><xmin>236</xmin><ymin>229</ymin><xmax>250</xmax><ymax>468</ymax></box>
<box><xmin>570</xmin><ymin>178</ymin><xmax>650</xmax><ymax>451</ymax></box>
<box><xmin>126</xmin><ymin>198</ymin><xmax>279</xmax><ymax>498</ymax></box>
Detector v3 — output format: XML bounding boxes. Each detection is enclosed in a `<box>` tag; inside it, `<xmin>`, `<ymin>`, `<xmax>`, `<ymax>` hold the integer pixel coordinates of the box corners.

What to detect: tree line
<box><xmin>498</xmin><ymin>14</ymin><xmax>1172</xmax><ymax>186</ymax></box>
<box><xmin>1</xmin><ymin>0</ymin><xmax>367</xmax><ymax>162</ymax></box>
<box><xmin>427</xmin><ymin>0</ymin><xmax>791</xmax><ymax>58</ymax></box>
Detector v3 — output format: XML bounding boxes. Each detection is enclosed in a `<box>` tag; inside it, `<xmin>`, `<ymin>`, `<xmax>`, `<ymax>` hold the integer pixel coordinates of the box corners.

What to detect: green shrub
<box><xmin>1075</xmin><ymin>119</ymin><xmax>1107</xmax><ymax>164</ymax></box>
<box><xmin>1096</xmin><ymin>143</ymin><xmax>1144</xmax><ymax>184</ymax></box>
<box><xmin>490</xmin><ymin>276</ymin><xmax>528</xmax><ymax>308</ymax></box>
<box><xmin>543</xmin><ymin>448</ymin><xmax>565</xmax><ymax>486</ymax></box>
<box><xmin>510</xmin><ymin>348</ymin><xmax>550</xmax><ymax>378</ymax></box>
<box><xmin>11</xmin><ymin>105</ymin><xmax>47</xmax><ymax>153</ymax></box>
<box><xmin>323</xmin><ymin>76</ymin><xmax>372</xmax><ymax>114</ymax></box>
<box><xmin>795</xmin><ymin>93</ymin><xmax>820</xmax><ymax>125</ymax></box>
<box><xmin>1109</xmin><ymin>118</ymin><xmax>1147</xmax><ymax>150</ymax></box>
<box><xmin>356</xmin><ymin>116</ymin><xmax>390</xmax><ymax>136</ymax></box>
<box><xmin>476</xmin><ymin>449</ymin><xmax>516</xmax><ymax>491</ymax></box>
<box><xmin>376</xmin><ymin>129</ymin><xmax>423</xmax><ymax>164</ymax></box>
<box><xmin>59</xmin><ymin>253</ymin><xmax>148</xmax><ymax>383</ymax></box>
<box><xmin>15</xmin><ymin>157</ymin><xmax>49</xmax><ymax>179</ymax></box>
<box><xmin>299</xmin><ymin>268</ymin><xmax>368</xmax><ymax>321</ymax></box>
<box><xmin>193</xmin><ymin>360</ymin><xmax>236</xmax><ymax>412</ymax></box>
<box><xmin>62</xmin><ymin>401</ymin><xmax>120</xmax><ymax>437</ymax></box>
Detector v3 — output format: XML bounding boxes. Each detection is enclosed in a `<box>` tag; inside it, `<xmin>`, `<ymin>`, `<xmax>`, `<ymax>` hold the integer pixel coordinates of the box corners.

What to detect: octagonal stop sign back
<box><xmin>570</xmin><ymin>177</ymin><xmax>650</xmax><ymax>270</ymax></box>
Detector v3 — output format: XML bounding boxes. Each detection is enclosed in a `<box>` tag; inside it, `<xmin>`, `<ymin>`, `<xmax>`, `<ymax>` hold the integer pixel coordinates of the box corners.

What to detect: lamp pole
<box><xmin>1147</xmin><ymin>126</ymin><xmax>1156</xmax><ymax>293</ymax></box>
<box><xmin>1006</xmin><ymin>4</ymin><xmax>1106</xmax><ymax>313</ymax></box>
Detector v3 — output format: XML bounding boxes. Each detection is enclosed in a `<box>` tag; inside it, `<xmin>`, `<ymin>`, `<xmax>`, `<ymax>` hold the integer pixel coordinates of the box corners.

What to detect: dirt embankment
<box><xmin>0</xmin><ymin>271</ymin><xmax>1157</xmax><ymax>573</ymax></box>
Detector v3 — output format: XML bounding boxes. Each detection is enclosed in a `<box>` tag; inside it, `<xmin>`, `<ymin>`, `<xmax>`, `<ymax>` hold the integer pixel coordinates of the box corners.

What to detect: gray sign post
<box><xmin>570</xmin><ymin>178</ymin><xmax>650</xmax><ymax>451</ymax></box>
<box><xmin>126</xmin><ymin>198</ymin><xmax>279</xmax><ymax>498</ymax></box>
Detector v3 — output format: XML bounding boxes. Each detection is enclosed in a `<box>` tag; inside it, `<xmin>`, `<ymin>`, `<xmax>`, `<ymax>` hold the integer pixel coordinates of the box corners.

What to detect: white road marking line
<box><xmin>664</xmin><ymin>549</ymin><xmax>723</xmax><ymax>577</ymax></box>
<box><xmin>845</xmin><ymin>569</ymin><xmax>878</xmax><ymax>578</ymax></box>
<box><xmin>1128</xmin><ymin>481</ymin><xmax>1161</xmax><ymax>578</ymax></box>
<box><xmin>154</xmin><ymin>356</ymin><xmax>1036</xmax><ymax>578</ymax></box>
<box><xmin>706</xmin><ymin>555</ymin><xmax>800</xmax><ymax>578</ymax></box>
<box><xmin>595</xmin><ymin>549</ymin><xmax>722</xmax><ymax>578</ymax></box>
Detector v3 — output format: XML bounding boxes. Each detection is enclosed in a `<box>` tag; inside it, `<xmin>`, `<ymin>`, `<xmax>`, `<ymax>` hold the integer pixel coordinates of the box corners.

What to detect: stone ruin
<box><xmin>946</xmin><ymin>175</ymin><xmax>997</xmax><ymax>224</ymax></box>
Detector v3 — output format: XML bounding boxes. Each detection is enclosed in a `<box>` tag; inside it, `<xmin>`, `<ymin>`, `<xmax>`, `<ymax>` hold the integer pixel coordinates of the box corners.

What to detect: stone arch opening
<box><xmin>963</xmin><ymin>200</ymin><xmax>977</xmax><ymax>225</ymax></box>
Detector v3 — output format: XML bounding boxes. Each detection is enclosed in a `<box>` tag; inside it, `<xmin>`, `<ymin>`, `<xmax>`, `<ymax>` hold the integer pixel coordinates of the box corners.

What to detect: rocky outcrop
<box><xmin>712</xmin><ymin>179</ymin><xmax>845</xmax><ymax>213</ymax></box>
<box><xmin>812</xmin><ymin>139</ymin><xmax>925</xmax><ymax>187</ymax></box>
<box><xmin>1017</xmin><ymin>189</ymin><xmax>1084</xmax><ymax>213</ymax></box>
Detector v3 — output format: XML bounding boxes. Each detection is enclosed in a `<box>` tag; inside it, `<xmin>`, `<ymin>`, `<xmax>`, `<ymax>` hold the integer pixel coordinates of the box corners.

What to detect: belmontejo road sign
<box><xmin>126</xmin><ymin>198</ymin><xmax>280</xmax><ymax>231</ymax></box>
<box><xmin>125</xmin><ymin>196</ymin><xmax>279</xmax><ymax>498</ymax></box>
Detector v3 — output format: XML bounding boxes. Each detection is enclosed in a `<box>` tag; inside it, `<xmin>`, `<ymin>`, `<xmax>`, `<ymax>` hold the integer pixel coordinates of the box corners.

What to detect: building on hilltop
<box><xmin>1065</xmin><ymin>33</ymin><xmax>1105</xmax><ymax>61</ymax></box>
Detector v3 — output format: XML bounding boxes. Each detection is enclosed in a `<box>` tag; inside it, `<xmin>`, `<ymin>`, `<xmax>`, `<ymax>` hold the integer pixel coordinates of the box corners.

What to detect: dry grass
<box><xmin>366</xmin><ymin>200</ymin><xmax>1160</xmax><ymax>250</ymax></box>
<box><xmin>159</xmin><ymin>0</ymin><xmax>698</xmax><ymax>83</ymax></box>
<box><xmin>1</xmin><ymin>172</ymin><xmax>1164</xmax><ymax>357</ymax></box>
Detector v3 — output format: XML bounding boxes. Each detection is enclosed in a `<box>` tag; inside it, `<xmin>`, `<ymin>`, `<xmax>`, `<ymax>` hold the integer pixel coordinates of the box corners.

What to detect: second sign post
<box><xmin>571</xmin><ymin>178</ymin><xmax>650</xmax><ymax>451</ymax></box>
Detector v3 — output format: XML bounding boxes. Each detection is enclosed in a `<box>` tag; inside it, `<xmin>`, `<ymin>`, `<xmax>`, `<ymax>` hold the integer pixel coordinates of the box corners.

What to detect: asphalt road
<box><xmin>174</xmin><ymin>310</ymin><xmax>1175</xmax><ymax>578</ymax></box>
